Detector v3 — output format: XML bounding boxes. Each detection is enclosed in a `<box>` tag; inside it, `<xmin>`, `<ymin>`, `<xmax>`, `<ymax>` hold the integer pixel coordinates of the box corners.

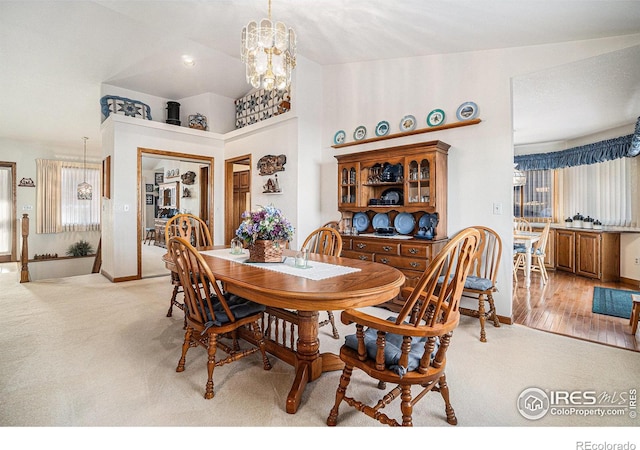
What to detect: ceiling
<box><xmin>1</xmin><ymin>0</ymin><xmax>639</xmax><ymax>158</ymax></box>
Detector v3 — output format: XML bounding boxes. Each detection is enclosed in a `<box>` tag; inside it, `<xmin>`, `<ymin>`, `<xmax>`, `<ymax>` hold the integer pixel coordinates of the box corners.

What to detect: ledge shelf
<box><xmin>331</xmin><ymin>118</ymin><xmax>481</xmax><ymax>149</ymax></box>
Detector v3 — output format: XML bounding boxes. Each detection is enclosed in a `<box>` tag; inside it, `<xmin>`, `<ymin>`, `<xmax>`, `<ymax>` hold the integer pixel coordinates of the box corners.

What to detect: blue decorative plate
<box><xmin>353</xmin><ymin>125</ymin><xmax>367</xmax><ymax>141</ymax></box>
<box><xmin>426</xmin><ymin>109</ymin><xmax>446</xmax><ymax>127</ymax></box>
<box><xmin>353</xmin><ymin>212</ymin><xmax>370</xmax><ymax>232</ymax></box>
<box><xmin>375</xmin><ymin>120</ymin><xmax>390</xmax><ymax>137</ymax></box>
<box><xmin>372</xmin><ymin>213</ymin><xmax>390</xmax><ymax>229</ymax></box>
<box><xmin>394</xmin><ymin>212</ymin><xmax>415</xmax><ymax>235</ymax></box>
<box><xmin>399</xmin><ymin>115</ymin><xmax>417</xmax><ymax>132</ymax></box>
<box><xmin>456</xmin><ymin>102</ymin><xmax>478</xmax><ymax>121</ymax></box>
<box><xmin>418</xmin><ymin>213</ymin><xmax>439</xmax><ymax>229</ymax></box>
<box><xmin>333</xmin><ymin>130</ymin><xmax>346</xmax><ymax>145</ymax></box>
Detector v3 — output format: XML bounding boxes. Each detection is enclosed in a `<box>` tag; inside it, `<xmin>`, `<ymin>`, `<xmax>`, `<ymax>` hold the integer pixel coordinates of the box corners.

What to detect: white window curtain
<box><xmin>61</xmin><ymin>164</ymin><xmax>101</xmax><ymax>231</ymax></box>
<box><xmin>0</xmin><ymin>167</ymin><xmax>12</xmax><ymax>255</ymax></box>
<box><xmin>36</xmin><ymin>159</ymin><xmax>101</xmax><ymax>233</ymax></box>
<box><xmin>560</xmin><ymin>156</ymin><xmax>639</xmax><ymax>227</ymax></box>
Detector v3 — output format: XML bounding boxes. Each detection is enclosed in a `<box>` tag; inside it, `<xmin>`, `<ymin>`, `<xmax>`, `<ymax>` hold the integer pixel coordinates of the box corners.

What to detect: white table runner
<box><xmin>200</xmin><ymin>248</ymin><xmax>361</xmax><ymax>281</ymax></box>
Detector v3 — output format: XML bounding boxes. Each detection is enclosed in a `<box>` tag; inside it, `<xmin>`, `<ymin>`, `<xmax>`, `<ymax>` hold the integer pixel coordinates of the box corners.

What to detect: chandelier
<box><xmin>241</xmin><ymin>0</ymin><xmax>296</xmax><ymax>91</ymax></box>
<box><xmin>513</xmin><ymin>163</ymin><xmax>526</xmax><ymax>187</ymax></box>
<box><xmin>77</xmin><ymin>137</ymin><xmax>92</xmax><ymax>200</ymax></box>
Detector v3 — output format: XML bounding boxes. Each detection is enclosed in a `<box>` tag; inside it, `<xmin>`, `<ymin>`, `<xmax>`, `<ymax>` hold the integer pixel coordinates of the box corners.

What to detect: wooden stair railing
<box><xmin>20</xmin><ymin>213</ymin><xmax>30</xmax><ymax>283</ymax></box>
<box><xmin>92</xmin><ymin>237</ymin><xmax>101</xmax><ymax>273</ymax></box>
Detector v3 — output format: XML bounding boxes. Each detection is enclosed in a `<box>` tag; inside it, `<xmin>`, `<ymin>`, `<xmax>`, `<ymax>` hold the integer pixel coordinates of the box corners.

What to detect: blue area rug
<box><xmin>592</xmin><ymin>287</ymin><xmax>637</xmax><ymax>319</ymax></box>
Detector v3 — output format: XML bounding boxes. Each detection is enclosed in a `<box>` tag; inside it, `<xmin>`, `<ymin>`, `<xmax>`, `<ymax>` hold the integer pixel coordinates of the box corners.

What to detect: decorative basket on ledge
<box><xmin>248</xmin><ymin>239</ymin><xmax>285</xmax><ymax>263</ymax></box>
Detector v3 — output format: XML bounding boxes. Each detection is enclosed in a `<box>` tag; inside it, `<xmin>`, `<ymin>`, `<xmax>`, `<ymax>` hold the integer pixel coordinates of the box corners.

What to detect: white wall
<box><xmin>322</xmin><ymin>35</ymin><xmax>640</xmax><ymax>318</ymax></box>
<box><xmin>100</xmin><ymin>115</ymin><xmax>225</xmax><ymax>280</ymax></box>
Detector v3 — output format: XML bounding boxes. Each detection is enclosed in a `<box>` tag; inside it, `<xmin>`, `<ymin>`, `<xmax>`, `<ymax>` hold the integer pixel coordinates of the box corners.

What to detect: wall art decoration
<box><xmin>145</xmin><ymin>183</ymin><xmax>153</xmax><ymax>192</ymax></box>
<box><xmin>166</xmin><ymin>168</ymin><xmax>180</xmax><ymax>179</ymax></box>
<box><xmin>188</xmin><ymin>113</ymin><xmax>208</xmax><ymax>130</ymax></box>
<box><xmin>235</xmin><ymin>87</ymin><xmax>291</xmax><ymax>129</ymax></box>
<box><xmin>257</xmin><ymin>154</ymin><xmax>287</xmax><ymax>175</ymax></box>
<box><xmin>100</xmin><ymin>95</ymin><xmax>152</xmax><ymax>122</ymax></box>
<box><xmin>145</xmin><ymin>194</ymin><xmax>154</xmax><ymax>205</ymax></box>
<box><xmin>181</xmin><ymin>171</ymin><xmax>196</xmax><ymax>185</ymax></box>
<box><xmin>262</xmin><ymin>174</ymin><xmax>281</xmax><ymax>193</ymax></box>
<box><xmin>19</xmin><ymin>177</ymin><xmax>35</xmax><ymax>187</ymax></box>
<box><xmin>154</xmin><ymin>172</ymin><xmax>164</xmax><ymax>185</ymax></box>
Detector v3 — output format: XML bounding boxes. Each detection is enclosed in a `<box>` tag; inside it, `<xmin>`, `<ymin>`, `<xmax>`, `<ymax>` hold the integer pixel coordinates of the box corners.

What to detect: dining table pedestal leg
<box><xmin>286</xmin><ymin>310</ymin><xmax>323</xmax><ymax>414</ymax></box>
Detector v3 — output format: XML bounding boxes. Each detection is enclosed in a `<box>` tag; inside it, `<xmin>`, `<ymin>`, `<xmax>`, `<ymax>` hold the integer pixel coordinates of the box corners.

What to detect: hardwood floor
<box><xmin>512</xmin><ymin>269</ymin><xmax>639</xmax><ymax>352</ymax></box>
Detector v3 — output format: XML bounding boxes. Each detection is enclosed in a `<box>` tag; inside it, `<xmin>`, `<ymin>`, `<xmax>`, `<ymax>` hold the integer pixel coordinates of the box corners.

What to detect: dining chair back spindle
<box><xmin>327</xmin><ymin>227</ymin><xmax>481</xmax><ymax>427</ymax></box>
<box><xmin>165</xmin><ymin>214</ymin><xmax>213</xmax><ymax>321</ymax></box>
<box><xmin>168</xmin><ymin>236</ymin><xmax>271</xmax><ymax>399</ymax></box>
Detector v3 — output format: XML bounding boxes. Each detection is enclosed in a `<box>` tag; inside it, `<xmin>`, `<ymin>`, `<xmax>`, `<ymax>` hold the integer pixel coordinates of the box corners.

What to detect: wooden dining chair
<box><xmin>514</xmin><ymin>220</ymin><xmax>551</xmax><ymax>285</ymax></box>
<box><xmin>513</xmin><ymin>217</ymin><xmax>532</xmax><ymax>232</ymax></box>
<box><xmin>327</xmin><ymin>227</ymin><xmax>480</xmax><ymax>427</ymax></box>
<box><xmin>301</xmin><ymin>226</ymin><xmax>343</xmax><ymax>339</ymax></box>
<box><xmin>168</xmin><ymin>236</ymin><xmax>271</xmax><ymax>399</ymax></box>
<box><xmin>513</xmin><ymin>217</ymin><xmax>532</xmax><ymax>280</ymax></box>
<box><xmin>459</xmin><ymin>226</ymin><xmax>502</xmax><ymax>342</ymax></box>
<box><xmin>165</xmin><ymin>214</ymin><xmax>213</xmax><ymax>321</ymax></box>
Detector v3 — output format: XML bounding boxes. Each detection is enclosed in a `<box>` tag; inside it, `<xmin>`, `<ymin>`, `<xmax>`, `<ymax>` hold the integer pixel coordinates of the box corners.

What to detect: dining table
<box><xmin>513</xmin><ymin>230</ymin><xmax>541</xmax><ymax>288</ymax></box>
<box><xmin>163</xmin><ymin>246</ymin><xmax>405</xmax><ymax>414</ymax></box>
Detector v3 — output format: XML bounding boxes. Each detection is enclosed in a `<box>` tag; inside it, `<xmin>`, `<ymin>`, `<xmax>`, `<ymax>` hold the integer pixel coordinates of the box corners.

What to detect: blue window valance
<box><xmin>515</xmin><ymin>117</ymin><xmax>640</xmax><ymax>171</ymax></box>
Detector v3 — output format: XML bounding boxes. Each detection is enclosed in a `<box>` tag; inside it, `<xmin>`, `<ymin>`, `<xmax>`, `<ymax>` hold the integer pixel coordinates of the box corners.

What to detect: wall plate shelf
<box><xmin>331</xmin><ymin>118</ymin><xmax>480</xmax><ymax>149</ymax></box>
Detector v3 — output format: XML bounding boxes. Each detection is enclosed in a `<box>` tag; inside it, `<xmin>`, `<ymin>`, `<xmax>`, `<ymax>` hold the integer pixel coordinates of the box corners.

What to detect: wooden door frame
<box><xmin>0</xmin><ymin>162</ymin><xmax>16</xmax><ymax>262</ymax></box>
<box><xmin>137</xmin><ymin>148</ymin><xmax>215</xmax><ymax>279</ymax></box>
<box><xmin>225</xmin><ymin>155</ymin><xmax>252</xmax><ymax>245</ymax></box>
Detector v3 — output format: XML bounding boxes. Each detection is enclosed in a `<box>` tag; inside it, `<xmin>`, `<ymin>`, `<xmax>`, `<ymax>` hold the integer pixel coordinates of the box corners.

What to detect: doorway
<box><xmin>138</xmin><ymin>148</ymin><xmax>214</xmax><ymax>279</ymax></box>
<box><xmin>225</xmin><ymin>155</ymin><xmax>252</xmax><ymax>245</ymax></box>
<box><xmin>0</xmin><ymin>162</ymin><xmax>16</xmax><ymax>263</ymax></box>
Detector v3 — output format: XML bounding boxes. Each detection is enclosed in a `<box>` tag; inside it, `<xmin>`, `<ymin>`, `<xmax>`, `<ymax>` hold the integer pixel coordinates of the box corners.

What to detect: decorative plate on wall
<box><xmin>399</xmin><ymin>115</ymin><xmax>417</xmax><ymax>132</ymax></box>
<box><xmin>334</xmin><ymin>130</ymin><xmax>346</xmax><ymax>145</ymax></box>
<box><xmin>426</xmin><ymin>109</ymin><xmax>446</xmax><ymax>127</ymax></box>
<box><xmin>354</xmin><ymin>125</ymin><xmax>367</xmax><ymax>141</ymax></box>
<box><xmin>375</xmin><ymin>120</ymin><xmax>390</xmax><ymax>136</ymax></box>
<box><xmin>456</xmin><ymin>101</ymin><xmax>478</xmax><ymax>121</ymax></box>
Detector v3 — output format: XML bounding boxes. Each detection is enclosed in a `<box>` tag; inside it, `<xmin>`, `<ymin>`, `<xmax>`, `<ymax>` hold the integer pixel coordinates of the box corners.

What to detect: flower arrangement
<box><xmin>235</xmin><ymin>204</ymin><xmax>295</xmax><ymax>245</ymax></box>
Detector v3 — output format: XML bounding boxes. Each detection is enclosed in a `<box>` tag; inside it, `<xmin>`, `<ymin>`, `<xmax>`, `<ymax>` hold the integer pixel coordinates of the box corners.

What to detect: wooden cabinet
<box><xmin>335</xmin><ymin>140</ymin><xmax>449</xmax><ymax>239</ymax></box>
<box><xmin>554</xmin><ymin>229</ymin><xmax>620</xmax><ymax>281</ymax></box>
<box><xmin>335</xmin><ymin>140</ymin><xmax>450</xmax><ymax>311</ymax></box>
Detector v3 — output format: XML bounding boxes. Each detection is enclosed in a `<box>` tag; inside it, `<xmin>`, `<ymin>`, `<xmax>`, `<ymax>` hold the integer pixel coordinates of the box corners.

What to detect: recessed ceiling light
<box><xmin>182</xmin><ymin>55</ymin><xmax>195</xmax><ymax>67</ymax></box>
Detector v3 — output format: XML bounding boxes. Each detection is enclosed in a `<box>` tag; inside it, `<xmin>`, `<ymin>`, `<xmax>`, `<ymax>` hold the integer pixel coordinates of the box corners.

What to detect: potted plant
<box><xmin>236</xmin><ymin>205</ymin><xmax>294</xmax><ymax>262</ymax></box>
<box><xmin>66</xmin><ymin>240</ymin><xmax>94</xmax><ymax>257</ymax></box>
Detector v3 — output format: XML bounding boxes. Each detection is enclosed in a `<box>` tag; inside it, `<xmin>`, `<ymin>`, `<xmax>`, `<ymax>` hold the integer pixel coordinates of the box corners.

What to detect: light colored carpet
<box><xmin>0</xmin><ymin>271</ymin><xmax>638</xmax><ymax>445</ymax></box>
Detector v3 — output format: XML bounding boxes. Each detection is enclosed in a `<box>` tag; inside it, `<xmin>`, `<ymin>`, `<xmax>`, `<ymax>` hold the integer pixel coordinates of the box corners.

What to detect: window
<box><xmin>36</xmin><ymin>159</ymin><xmax>101</xmax><ymax>233</ymax></box>
<box><xmin>513</xmin><ymin>169</ymin><xmax>555</xmax><ymax>220</ymax></box>
<box><xmin>513</xmin><ymin>157</ymin><xmax>640</xmax><ymax>227</ymax></box>
<box><xmin>60</xmin><ymin>166</ymin><xmax>101</xmax><ymax>231</ymax></box>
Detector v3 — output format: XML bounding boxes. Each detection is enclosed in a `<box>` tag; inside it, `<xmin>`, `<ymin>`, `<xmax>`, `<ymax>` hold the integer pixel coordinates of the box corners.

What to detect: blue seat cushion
<box><xmin>201</xmin><ymin>293</ymin><xmax>266</xmax><ymax>328</ymax></box>
<box><xmin>344</xmin><ymin>316</ymin><xmax>439</xmax><ymax>377</ymax></box>
<box><xmin>437</xmin><ymin>275</ymin><xmax>494</xmax><ymax>291</ymax></box>
<box><xmin>515</xmin><ymin>247</ymin><xmax>544</xmax><ymax>256</ymax></box>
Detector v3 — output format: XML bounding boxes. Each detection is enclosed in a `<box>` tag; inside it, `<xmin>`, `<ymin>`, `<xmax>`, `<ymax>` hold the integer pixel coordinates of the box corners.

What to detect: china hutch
<box><xmin>335</xmin><ymin>140</ymin><xmax>450</xmax><ymax>306</ymax></box>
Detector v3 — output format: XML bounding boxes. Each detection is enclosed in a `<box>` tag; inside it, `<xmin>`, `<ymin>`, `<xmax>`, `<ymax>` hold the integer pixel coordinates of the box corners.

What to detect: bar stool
<box><xmin>631</xmin><ymin>294</ymin><xmax>640</xmax><ymax>335</ymax></box>
<box><xmin>144</xmin><ymin>227</ymin><xmax>156</xmax><ymax>245</ymax></box>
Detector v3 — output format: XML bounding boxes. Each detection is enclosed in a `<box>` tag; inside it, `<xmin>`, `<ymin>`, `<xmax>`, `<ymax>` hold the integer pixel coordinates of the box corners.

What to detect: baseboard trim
<box><xmin>619</xmin><ymin>276</ymin><xmax>640</xmax><ymax>289</ymax></box>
